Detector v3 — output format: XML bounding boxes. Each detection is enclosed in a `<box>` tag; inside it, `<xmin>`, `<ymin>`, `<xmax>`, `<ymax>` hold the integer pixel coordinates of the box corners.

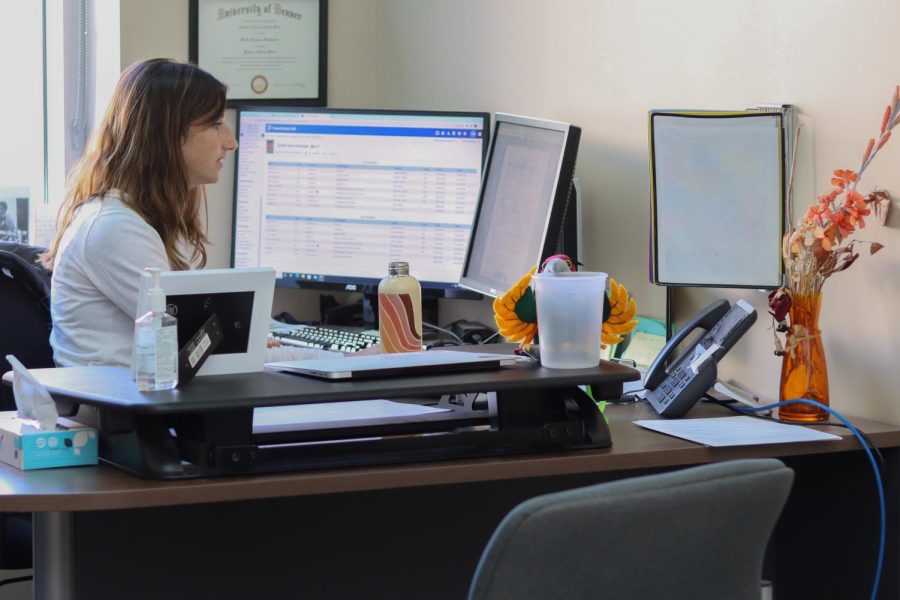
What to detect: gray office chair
<box><xmin>469</xmin><ymin>458</ymin><xmax>793</xmax><ymax>600</ymax></box>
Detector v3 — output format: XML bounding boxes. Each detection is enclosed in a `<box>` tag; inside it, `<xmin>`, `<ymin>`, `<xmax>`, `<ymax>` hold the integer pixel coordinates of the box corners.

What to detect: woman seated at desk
<box><xmin>40</xmin><ymin>58</ymin><xmax>238</xmax><ymax>367</ymax></box>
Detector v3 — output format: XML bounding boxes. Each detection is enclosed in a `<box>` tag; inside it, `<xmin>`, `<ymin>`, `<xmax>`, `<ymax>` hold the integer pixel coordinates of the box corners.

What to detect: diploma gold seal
<box><xmin>250</xmin><ymin>75</ymin><xmax>268</xmax><ymax>94</ymax></box>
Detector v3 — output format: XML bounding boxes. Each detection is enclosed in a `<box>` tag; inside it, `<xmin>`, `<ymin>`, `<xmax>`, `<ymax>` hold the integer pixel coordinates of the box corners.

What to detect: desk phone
<box><xmin>644</xmin><ymin>299</ymin><xmax>757</xmax><ymax>417</ymax></box>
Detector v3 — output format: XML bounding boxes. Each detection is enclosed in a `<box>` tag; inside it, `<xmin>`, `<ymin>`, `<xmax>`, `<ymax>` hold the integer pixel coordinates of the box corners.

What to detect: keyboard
<box><xmin>271</xmin><ymin>325</ymin><xmax>380</xmax><ymax>353</ymax></box>
<box><xmin>265</xmin><ymin>344</ymin><xmax>343</xmax><ymax>363</ymax></box>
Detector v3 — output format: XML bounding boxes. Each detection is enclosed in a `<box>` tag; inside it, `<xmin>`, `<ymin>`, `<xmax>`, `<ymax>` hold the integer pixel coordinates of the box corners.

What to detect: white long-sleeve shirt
<box><xmin>50</xmin><ymin>190</ymin><xmax>170</xmax><ymax>367</ymax></box>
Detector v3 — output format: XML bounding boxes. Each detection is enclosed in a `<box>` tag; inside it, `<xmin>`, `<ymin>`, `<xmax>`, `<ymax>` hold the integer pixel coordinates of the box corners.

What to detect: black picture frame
<box><xmin>189</xmin><ymin>0</ymin><xmax>328</xmax><ymax>107</ymax></box>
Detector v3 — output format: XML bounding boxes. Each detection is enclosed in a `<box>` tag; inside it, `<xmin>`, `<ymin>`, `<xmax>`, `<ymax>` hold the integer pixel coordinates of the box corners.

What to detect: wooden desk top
<box><xmin>1</xmin><ymin>402</ymin><xmax>898</xmax><ymax>513</ymax></box>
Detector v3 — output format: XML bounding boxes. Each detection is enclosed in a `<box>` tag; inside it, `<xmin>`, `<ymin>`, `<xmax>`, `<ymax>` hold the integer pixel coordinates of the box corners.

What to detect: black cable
<box><xmin>0</xmin><ymin>574</ymin><xmax>33</xmax><ymax>587</ymax></box>
<box><xmin>607</xmin><ymin>390</ymin><xmax>645</xmax><ymax>405</ymax></box>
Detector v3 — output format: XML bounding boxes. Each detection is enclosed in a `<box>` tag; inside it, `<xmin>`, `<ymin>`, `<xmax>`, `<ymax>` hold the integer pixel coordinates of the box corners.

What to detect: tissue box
<box><xmin>0</xmin><ymin>412</ymin><xmax>98</xmax><ymax>470</ymax></box>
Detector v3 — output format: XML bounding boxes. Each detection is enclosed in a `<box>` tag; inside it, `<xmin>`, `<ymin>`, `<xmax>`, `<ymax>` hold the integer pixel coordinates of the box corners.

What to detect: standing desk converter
<box><xmin>23</xmin><ymin>356</ymin><xmax>639</xmax><ymax>479</ymax></box>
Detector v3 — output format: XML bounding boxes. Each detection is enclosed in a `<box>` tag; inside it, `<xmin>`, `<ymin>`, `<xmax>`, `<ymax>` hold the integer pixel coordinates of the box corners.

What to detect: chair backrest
<box><xmin>0</xmin><ymin>242</ymin><xmax>53</xmax><ymax>410</ymax></box>
<box><xmin>469</xmin><ymin>458</ymin><xmax>794</xmax><ymax>600</ymax></box>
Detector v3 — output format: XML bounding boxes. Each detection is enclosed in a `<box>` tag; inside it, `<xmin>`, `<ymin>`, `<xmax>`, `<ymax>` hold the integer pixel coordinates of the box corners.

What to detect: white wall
<box><xmin>368</xmin><ymin>0</ymin><xmax>900</xmax><ymax>424</ymax></box>
<box><xmin>119</xmin><ymin>0</ymin><xmax>900</xmax><ymax>423</ymax></box>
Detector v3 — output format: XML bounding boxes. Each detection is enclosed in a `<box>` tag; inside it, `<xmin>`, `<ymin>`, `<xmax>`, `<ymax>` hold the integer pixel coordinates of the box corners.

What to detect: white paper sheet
<box><xmin>253</xmin><ymin>400</ymin><xmax>450</xmax><ymax>434</ymax></box>
<box><xmin>634</xmin><ymin>416</ymin><xmax>841</xmax><ymax>447</ymax></box>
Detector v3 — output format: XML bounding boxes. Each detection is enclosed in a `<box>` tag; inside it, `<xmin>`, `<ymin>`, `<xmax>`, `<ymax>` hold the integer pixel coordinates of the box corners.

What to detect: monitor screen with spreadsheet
<box><xmin>231</xmin><ymin>107</ymin><xmax>489</xmax><ymax>298</ymax></box>
<box><xmin>460</xmin><ymin>113</ymin><xmax>582</xmax><ymax>297</ymax></box>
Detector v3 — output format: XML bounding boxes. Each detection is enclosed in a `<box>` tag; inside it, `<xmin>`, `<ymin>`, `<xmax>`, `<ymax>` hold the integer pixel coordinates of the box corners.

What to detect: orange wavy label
<box><xmin>378</xmin><ymin>292</ymin><xmax>421</xmax><ymax>353</ymax></box>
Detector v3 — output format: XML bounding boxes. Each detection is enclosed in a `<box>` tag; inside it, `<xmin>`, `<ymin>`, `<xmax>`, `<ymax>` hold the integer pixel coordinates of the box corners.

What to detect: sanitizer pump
<box><xmin>133</xmin><ymin>268</ymin><xmax>178</xmax><ymax>391</ymax></box>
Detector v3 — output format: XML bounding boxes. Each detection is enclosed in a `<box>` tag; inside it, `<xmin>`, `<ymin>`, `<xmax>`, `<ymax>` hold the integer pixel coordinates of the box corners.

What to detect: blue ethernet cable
<box><xmin>736</xmin><ymin>398</ymin><xmax>885</xmax><ymax>600</ymax></box>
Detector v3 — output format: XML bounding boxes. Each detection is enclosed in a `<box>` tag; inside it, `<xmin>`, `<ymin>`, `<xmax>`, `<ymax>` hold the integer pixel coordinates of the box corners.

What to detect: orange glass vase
<box><xmin>778</xmin><ymin>291</ymin><xmax>829</xmax><ymax>422</ymax></box>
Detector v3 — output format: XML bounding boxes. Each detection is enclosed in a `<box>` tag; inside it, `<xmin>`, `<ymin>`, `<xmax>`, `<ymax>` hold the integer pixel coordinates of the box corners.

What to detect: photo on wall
<box><xmin>0</xmin><ymin>187</ymin><xmax>29</xmax><ymax>244</ymax></box>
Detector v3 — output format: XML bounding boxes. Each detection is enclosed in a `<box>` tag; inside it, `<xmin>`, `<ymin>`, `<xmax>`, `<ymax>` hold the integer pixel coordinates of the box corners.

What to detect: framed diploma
<box><xmin>189</xmin><ymin>0</ymin><xmax>327</xmax><ymax>106</ymax></box>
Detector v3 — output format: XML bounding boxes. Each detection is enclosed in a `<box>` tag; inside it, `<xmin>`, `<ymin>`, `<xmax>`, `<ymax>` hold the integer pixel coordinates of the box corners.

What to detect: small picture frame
<box><xmin>0</xmin><ymin>188</ymin><xmax>30</xmax><ymax>245</ymax></box>
<box><xmin>189</xmin><ymin>0</ymin><xmax>328</xmax><ymax>106</ymax></box>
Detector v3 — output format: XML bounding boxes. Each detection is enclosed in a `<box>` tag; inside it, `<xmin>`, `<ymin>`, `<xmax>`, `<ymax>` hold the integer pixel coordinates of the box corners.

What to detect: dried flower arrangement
<box><xmin>769</xmin><ymin>87</ymin><xmax>896</xmax><ymax>358</ymax></box>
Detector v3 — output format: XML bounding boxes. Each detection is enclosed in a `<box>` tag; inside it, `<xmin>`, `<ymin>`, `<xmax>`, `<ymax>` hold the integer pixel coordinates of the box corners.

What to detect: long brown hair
<box><xmin>41</xmin><ymin>59</ymin><xmax>227</xmax><ymax>270</ymax></box>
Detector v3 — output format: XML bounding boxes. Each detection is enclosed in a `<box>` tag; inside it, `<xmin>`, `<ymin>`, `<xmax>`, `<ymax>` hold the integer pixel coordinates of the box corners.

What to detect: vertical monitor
<box><xmin>460</xmin><ymin>113</ymin><xmax>581</xmax><ymax>297</ymax></box>
<box><xmin>232</xmin><ymin>108</ymin><xmax>489</xmax><ymax>297</ymax></box>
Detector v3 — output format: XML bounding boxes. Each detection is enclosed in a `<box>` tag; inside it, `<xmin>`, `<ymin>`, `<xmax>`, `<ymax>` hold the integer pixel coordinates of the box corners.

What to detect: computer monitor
<box><xmin>137</xmin><ymin>268</ymin><xmax>275</xmax><ymax>376</ymax></box>
<box><xmin>231</xmin><ymin>107</ymin><xmax>490</xmax><ymax>302</ymax></box>
<box><xmin>460</xmin><ymin>113</ymin><xmax>582</xmax><ymax>297</ymax></box>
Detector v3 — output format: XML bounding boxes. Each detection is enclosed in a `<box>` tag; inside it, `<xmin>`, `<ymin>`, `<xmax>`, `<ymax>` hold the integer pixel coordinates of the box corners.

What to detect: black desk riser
<box><xmin>21</xmin><ymin>351</ymin><xmax>639</xmax><ymax>480</ymax></box>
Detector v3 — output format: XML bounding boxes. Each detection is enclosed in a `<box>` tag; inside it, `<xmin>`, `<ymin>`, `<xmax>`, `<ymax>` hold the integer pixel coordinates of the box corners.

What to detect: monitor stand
<box><xmin>321</xmin><ymin>291</ymin><xmax>438</xmax><ymax>329</ymax></box>
<box><xmin>320</xmin><ymin>295</ymin><xmax>364</xmax><ymax>326</ymax></box>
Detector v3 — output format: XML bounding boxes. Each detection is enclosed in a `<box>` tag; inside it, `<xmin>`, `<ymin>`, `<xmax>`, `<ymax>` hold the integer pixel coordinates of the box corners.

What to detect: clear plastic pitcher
<box><xmin>532</xmin><ymin>271</ymin><xmax>608</xmax><ymax>369</ymax></box>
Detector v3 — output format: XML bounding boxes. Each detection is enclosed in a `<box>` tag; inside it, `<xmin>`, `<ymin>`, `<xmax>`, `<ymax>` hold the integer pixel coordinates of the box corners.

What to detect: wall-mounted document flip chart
<box><xmin>649</xmin><ymin>109</ymin><xmax>789</xmax><ymax>288</ymax></box>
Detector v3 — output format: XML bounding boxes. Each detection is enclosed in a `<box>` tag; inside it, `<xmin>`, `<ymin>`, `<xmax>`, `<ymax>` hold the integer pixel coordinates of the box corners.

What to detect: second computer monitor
<box><xmin>232</xmin><ymin>107</ymin><xmax>489</xmax><ymax>298</ymax></box>
<box><xmin>460</xmin><ymin>113</ymin><xmax>582</xmax><ymax>297</ymax></box>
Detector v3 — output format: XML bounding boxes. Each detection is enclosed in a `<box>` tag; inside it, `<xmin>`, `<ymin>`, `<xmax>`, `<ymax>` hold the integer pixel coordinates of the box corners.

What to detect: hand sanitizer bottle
<box><xmin>133</xmin><ymin>268</ymin><xmax>178</xmax><ymax>391</ymax></box>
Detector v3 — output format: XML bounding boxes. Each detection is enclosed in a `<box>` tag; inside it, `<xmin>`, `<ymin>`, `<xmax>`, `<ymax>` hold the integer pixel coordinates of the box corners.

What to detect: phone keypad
<box><xmin>649</xmin><ymin>366</ymin><xmax>693</xmax><ymax>409</ymax></box>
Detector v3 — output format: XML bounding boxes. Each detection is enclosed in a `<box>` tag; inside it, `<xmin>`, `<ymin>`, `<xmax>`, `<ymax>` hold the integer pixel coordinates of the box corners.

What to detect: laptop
<box><xmin>265</xmin><ymin>350</ymin><xmax>519</xmax><ymax>380</ymax></box>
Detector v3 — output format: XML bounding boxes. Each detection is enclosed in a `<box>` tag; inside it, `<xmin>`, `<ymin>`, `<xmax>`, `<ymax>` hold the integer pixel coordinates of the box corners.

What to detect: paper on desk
<box><xmin>253</xmin><ymin>399</ymin><xmax>449</xmax><ymax>435</ymax></box>
<box><xmin>634</xmin><ymin>416</ymin><xmax>841</xmax><ymax>447</ymax></box>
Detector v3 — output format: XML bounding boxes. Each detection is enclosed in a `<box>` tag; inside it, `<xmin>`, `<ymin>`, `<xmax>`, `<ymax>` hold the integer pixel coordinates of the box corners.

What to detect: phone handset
<box><xmin>644</xmin><ymin>299</ymin><xmax>757</xmax><ymax>417</ymax></box>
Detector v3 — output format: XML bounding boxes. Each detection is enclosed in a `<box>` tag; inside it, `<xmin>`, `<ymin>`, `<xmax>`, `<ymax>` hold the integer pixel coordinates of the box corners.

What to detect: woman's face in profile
<box><xmin>181</xmin><ymin>114</ymin><xmax>238</xmax><ymax>188</ymax></box>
